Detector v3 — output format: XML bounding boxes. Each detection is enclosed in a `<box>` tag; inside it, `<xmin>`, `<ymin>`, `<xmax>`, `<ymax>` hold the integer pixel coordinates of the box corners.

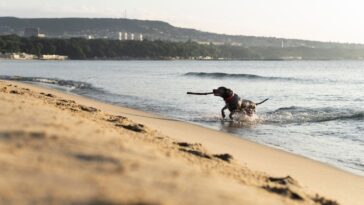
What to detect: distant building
<box><xmin>0</xmin><ymin>52</ymin><xmax>36</xmax><ymax>60</ymax></box>
<box><xmin>24</xmin><ymin>28</ymin><xmax>39</xmax><ymax>37</ymax></box>
<box><xmin>40</xmin><ymin>54</ymin><xmax>68</xmax><ymax>60</ymax></box>
<box><xmin>118</xmin><ymin>32</ymin><xmax>123</xmax><ymax>40</ymax></box>
<box><xmin>0</xmin><ymin>26</ymin><xmax>12</xmax><ymax>35</ymax></box>
<box><xmin>0</xmin><ymin>52</ymin><xmax>68</xmax><ymax>60</ymax></box>
<box><xmin>24</xmin><ymin>28</ymin><xmax>45</xmax><ymax>38</ymax></box>
<box><xmin>115</xmin><ymin>32</ymin><xmax>143</xmax><ymax>41</ymax></box>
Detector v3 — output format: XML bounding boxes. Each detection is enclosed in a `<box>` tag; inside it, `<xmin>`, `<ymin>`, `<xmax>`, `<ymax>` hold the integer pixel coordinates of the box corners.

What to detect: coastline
<box><xmin>1</xmin><ymin>80</ymin><xmax>363</xmax><ymax>205</ymax></box>
<box><xmin>2</xmin><ymin>57</ymin><xmax>364</xmax><ymax>61</ymax></box>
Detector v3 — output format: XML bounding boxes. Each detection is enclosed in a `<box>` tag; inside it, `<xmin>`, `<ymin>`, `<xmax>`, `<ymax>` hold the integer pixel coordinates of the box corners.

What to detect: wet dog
<box><xmin>213</xmin><ymin>86</ymin><xmax>268</xmax><ymax>119</ymax></box>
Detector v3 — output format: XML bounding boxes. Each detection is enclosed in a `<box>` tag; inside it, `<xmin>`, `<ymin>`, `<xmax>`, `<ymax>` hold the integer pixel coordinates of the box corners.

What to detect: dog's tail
<box><xmin>256</xmin><ymin>98</ymin><xmax>269</xmax><ymax>106</ymax></box>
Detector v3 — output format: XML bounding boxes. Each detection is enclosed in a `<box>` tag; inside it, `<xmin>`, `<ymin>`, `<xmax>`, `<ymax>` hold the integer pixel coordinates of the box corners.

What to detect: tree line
<box><xmin>1</xmin><ymin>35</ymin><xmax>364</xmax><ymax>60</ymax></box>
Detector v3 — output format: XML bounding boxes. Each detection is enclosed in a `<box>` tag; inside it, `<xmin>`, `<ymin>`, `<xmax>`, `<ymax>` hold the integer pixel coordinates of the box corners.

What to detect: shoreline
<box><xmin>30</xmin><ymin>78</ymin><xmax>363</xmax><ymax>177</ymax></box>
<box><xmin>2</xmin><ymin>58</ymin><xmax>364</xmax><ymax>61</ymax></box>
<box><xmin>1</xmin><ymin>80</ymin><xmax>363</xmax><ymax>205</ymax></box>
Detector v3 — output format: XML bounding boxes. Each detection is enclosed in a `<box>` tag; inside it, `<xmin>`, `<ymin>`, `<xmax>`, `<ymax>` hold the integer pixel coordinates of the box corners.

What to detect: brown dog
<box><xmin>213</xmin><ymin>86</ymin><xmax>268</xmax><ymax>119</ymax></box>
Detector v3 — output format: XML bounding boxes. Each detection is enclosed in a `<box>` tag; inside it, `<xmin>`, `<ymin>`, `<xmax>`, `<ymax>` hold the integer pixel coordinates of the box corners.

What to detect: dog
<box><xmin>213</xmin><ymin>86</ymin><xmax>268</xmax><ymax>119</ymax></box>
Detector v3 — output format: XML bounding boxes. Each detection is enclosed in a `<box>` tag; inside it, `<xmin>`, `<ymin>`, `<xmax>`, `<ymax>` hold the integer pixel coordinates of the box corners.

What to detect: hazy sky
<box><xmin>1</xmin><ymin>0</ymin><xmax>363</xmax><ymax>43</ymax></box>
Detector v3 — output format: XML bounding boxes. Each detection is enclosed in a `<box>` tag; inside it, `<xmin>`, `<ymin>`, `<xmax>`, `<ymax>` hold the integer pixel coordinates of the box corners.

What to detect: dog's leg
<box><xmin>229</xmin><ymin>111</ymin><xmax>235</xmax><ymax>120</ymax></box>
<box><xmin>221</xmin><ymin>106</ymin><xmax>227</xmax><ymax>119</ymax></box>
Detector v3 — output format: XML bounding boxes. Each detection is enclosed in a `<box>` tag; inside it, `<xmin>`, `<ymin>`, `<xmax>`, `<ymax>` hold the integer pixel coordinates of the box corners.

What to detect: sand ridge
<box><xmin>0</xmin><ymin>80</ymin><xmax>345</xmax><ymax>205</ymax></box>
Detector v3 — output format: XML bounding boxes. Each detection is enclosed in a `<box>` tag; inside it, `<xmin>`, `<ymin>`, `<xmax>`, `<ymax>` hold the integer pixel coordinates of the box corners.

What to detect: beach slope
<box><xmin>0</xmin><ymin>80</ymin><xmax>361</xmax><ymax>205</ymax></box>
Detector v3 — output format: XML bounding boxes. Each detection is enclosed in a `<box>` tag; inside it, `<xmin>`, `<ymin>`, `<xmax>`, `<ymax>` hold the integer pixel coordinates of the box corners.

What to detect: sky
<box><xmin>1</xmin><ymin>0</ymin><xmax>363</xmax><ymax>43</ymax></box>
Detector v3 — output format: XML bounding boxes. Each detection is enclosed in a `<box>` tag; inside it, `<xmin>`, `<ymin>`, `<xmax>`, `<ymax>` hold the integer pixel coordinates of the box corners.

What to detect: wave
<box><xmin>0</xmin><ymin>75</ymin><xmax>188</xmax><ymax>116</ymax></box>
<box><xmin>262</xmin><ymin>106</ymin><xmax>364</xmax><ymax>124</ymax></box>
<box><xmin>184</xmin><ymin>72</ymin><xmax>300</xmax><ymax>81</ymax></box>
<box><xmin>0</xmin><ymin>75</ymin><xmax>94</xmax><ymax>90</ymax></box>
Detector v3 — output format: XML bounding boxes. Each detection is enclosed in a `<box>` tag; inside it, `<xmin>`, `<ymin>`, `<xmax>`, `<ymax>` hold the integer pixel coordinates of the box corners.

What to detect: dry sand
<box><xmin>0</xmin><ymin>80</ymin><xmax>363</xmax><ymax>205</ymax></box>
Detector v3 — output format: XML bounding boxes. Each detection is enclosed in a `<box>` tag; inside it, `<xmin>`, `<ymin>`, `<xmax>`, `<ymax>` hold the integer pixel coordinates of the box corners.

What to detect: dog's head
<box><xmin>213</xmin><ymin>86</ymin><xmax>233</xmax><ymax>98</ymax></box>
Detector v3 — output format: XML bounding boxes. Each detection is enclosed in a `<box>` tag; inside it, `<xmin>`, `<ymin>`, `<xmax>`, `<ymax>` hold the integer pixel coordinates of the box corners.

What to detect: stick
<box><xmin>187</xmin><ymin>92</ymin><xmax>214</xmax><ymax>95</ymax></box>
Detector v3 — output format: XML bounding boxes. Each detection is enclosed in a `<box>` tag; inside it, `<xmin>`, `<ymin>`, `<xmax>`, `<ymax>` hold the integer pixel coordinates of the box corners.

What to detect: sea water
<box><xmin>1</xmin><ymin>60</ymin><xmax>363</xmax><ymax>175</ymax></box>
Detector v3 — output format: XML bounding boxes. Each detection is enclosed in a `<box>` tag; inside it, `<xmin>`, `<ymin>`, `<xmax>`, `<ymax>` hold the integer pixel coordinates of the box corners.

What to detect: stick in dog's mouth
<box><xmin>186</xmin><ymin>91</ymin><xmax>214</xmax><ymax>95</ymax></box>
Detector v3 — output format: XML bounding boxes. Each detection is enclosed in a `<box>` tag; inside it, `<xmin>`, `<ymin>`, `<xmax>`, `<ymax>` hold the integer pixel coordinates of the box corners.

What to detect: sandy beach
<box><xmin>0</xmin><ymin>80</ymin><xmax>363</xmax><ymax>205</ymax></box>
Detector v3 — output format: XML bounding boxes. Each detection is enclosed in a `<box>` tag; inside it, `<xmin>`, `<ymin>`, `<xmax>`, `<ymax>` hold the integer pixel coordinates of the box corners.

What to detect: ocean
<box><xmin>1</xmin><ymin>60</ymin><xmax>363</xmax><ymax>176</ymax></box>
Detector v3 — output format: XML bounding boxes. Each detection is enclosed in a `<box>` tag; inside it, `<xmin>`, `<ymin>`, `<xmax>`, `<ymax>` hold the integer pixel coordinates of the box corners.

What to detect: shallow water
<box><xmin>1</xmin><ymin>60</ymin><xmax>363</xmax><ymax>175</ymax></box>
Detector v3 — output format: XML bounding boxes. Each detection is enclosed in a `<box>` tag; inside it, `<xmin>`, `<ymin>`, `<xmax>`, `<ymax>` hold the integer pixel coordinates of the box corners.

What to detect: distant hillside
<box><xmin>1</xmin><ymin>17</ymin><xmax>364</xmax><ymax>49</ymax></box>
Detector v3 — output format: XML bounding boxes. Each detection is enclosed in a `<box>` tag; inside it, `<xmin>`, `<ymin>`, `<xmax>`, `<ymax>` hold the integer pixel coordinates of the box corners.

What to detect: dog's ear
<box><xmin>226</xmin><ymin>88</ymin><xmax>233</xmax><ymax>96</ymax></box>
